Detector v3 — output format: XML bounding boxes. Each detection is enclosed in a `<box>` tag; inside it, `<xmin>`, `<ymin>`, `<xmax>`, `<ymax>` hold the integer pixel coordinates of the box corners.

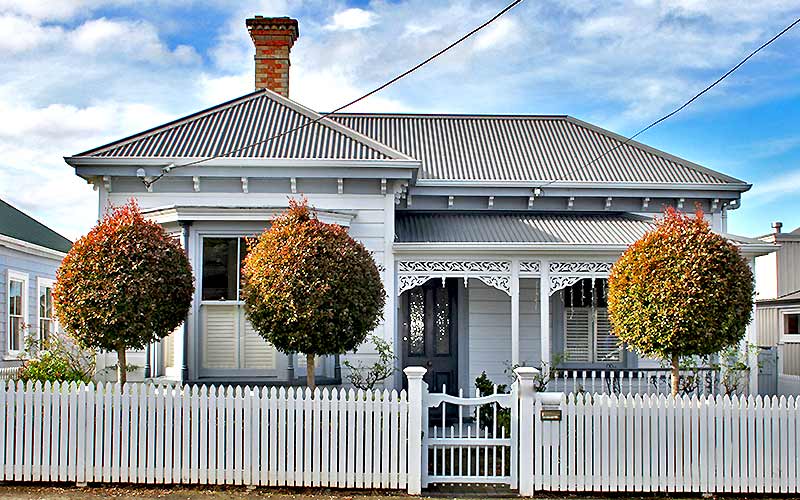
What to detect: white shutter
<box><xmin>594</xmin><ymin>307</ymin><xmax>621</xmax><ymax>362</ymax></box>
<box><xmin>241</xmin><ymin>311</ymin><xmax>277</xmax><ymax>369</ymax></box>
<box><xmin>202</xmin><ymin>305</ymin><xmax>238</xmax><ymax>369</ymax></box>
<box><xmin>564</xmin><ymin>307</ymin><xmax>591</xmax><ymax>362</ymax></box>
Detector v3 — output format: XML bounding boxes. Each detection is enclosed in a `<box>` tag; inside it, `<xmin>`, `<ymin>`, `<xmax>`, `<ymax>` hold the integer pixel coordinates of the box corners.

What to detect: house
<box><xmin>0</xmin><ymin>199</ymin><xmax>72</xmax><ymax>367</ymax></box>
<box><xmin>755</xmin><ymin>221</ymin><xmax>800</xmax><ymax>394</ymax></box>
<box><xmin>64</xmin><ymin>16</ymin><xmax>775</xmax><ymax>392</ymax></box>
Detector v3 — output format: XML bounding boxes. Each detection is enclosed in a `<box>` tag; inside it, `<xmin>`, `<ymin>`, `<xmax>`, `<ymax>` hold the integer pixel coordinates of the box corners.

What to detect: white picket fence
<box><xmin>0</xmin><ymin>370</ymin><xmax>798</xmax><ymax>495</ymax></box>
<box><xmin>0</xmin><ymin>381</ymin><xmax>409</xmax><ymax>489</ymax></box>
<box><xmin>516</xmin><ymin>370</ymin><xmax>800</xmax><ymax>496</ymax></box>
<box><xmin>546</xmin><ymin>367</ymin><xmax>733</xmax><ymax>397</ymax></box>
<box><xmin>0</xmin><ymin>367</ymin><xmax>21</xmax><ymax>381</ymax></box>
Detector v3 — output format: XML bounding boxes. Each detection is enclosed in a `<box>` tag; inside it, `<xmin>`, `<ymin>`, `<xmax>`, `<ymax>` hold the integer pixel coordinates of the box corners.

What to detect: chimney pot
<box><xmin>773</xmin><ymin>221</ymin><xmax>783</xmax><ymax>234</ymax></box>
<box><xmin>246</xmin><ymin>16</ymin><xmax>299</xmax><ymax>97</ymax></box>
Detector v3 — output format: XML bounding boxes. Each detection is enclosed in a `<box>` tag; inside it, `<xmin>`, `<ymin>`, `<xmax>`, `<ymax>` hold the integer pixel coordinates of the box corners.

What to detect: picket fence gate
<box><xmin>0</xmin><ymin>367</ymin><xmax>799</xmax><ymax>496</ymax></box>
<box><xmin>0</xmin><ymin>380</ymin><xmax>409</xmax><ymax>489</ymax></box>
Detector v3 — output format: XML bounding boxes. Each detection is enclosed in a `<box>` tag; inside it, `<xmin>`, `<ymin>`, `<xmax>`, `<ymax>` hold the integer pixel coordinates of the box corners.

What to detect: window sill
<box><xmin>3</xmin><ymin>353</ymin><xmax>22</xmax><ymax>362</ymax></box>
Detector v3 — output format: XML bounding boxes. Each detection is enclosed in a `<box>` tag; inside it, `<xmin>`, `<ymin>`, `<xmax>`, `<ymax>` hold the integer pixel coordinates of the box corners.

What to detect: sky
<box><xmin>0</xmin><ymin>0</ymin><xmax>799</xmax><ymax>241</ymax></box>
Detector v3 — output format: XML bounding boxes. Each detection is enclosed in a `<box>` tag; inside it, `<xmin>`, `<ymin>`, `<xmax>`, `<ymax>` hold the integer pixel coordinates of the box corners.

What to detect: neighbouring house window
<box><xmin>7</xmin><ymin>271</ymin><xmax>28</xmax><ymax>353</ymax></box>
<box><xmin>784</xmin><ymin>312</ymin><xmax>800</xmax><ymax>342</ymax></box>
<box><xmin>38</xmin><ymin>278</ymin><xmax>55</xmax><ymax>342</ymax></box>
<box><xmin>563</xmin><ymin>278</ymin><xmax>621</xmax><ymax>363</ymax></box>
<box><xmin>201</xmin><ymin>237</ymin><xmax>249</xmax><ymax>301</ymax></box>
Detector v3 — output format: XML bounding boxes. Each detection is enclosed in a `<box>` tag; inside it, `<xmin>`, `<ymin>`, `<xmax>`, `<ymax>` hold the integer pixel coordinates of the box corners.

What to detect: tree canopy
<box><xmin>241</xmin><ymin>199</ymin><xmax>386</xmax><ymax>390</ymax></box>
<box><xmin>53</xmin><ymin>200</ymin><xmax>194</xmax><ymax>383</ymax></box>
<box><xmin>607</xmin><ymin>207</ymin><xmax>754</xmax><ymax>395</ymax></box>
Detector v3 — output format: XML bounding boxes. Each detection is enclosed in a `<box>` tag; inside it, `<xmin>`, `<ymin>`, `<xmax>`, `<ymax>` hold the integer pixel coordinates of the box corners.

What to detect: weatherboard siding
<box><xmin>0</xmin><ymin>245</ymin><xmax>62</xmax><ymax>362</ymax></box>
<box><xmin>467</xmin><ymin>279</ymin><xmax>541</xmax><ymax>392</ymax></box>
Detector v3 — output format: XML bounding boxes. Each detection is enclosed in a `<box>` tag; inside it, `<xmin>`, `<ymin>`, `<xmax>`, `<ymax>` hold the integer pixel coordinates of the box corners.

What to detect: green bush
<box><xmin>17</xmin><ymin>335</ymin><xmax>94</xmax><ymax>384</ymax></box>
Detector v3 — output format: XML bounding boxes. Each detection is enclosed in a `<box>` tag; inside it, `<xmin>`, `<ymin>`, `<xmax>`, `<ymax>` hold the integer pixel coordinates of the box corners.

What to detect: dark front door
<box><xmin>401</xmin><ymin>278</ymin><xmax>458</xmax><ymax>395</ymax></box>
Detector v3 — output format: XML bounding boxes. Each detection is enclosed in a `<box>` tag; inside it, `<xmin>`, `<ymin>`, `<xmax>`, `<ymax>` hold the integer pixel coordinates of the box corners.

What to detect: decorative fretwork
<box><xmin>549</xmin><ymin>276</ymin><xmax>585</xmax><ymax>296</ymax></box>
<box><xmin>475</xmin><ymin>276</ymin><xmax>511</xmax><ymax>295</ymax></box>
<box><xmin>519</xmin><ymin>261</ymin><xmax>541</xmax><ymax>275</ymax></box>
<box><xmin>397</xmin><ymin>275</ymin><xmax>436</xmax><ymax>295</ymax></box>
<box><xmin>549</xmin><ymin>261</ymin><xmax>614</xmax><ymax>275</ymax></box>
<box><xmin>397</xmin><ymin>260</ymin><xmax>511</xmax><ymax>296</ymax></box>
<box><xmin>398</xmin><ymin>260</ymin><xmax>510</xmax><ymax>274</ymax></box>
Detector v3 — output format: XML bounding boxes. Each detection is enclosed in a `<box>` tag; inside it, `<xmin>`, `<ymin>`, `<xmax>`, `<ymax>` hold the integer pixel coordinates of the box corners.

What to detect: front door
<box><xmin>400</xmin><ymin>278</ymin><xmax>458</xmax><ymax>395</ymax></box>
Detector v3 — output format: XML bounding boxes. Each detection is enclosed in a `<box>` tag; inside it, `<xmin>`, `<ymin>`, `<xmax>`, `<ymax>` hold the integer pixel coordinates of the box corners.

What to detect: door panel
<box><xmin>401</xmin><ymin>279</ymin><xmax>458</xmax><ymax>395</ymax></box>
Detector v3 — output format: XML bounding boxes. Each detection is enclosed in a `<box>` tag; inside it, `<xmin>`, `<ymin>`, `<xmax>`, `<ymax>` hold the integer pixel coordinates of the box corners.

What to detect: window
<box><xmin>38</xmin><ymin>278</ymin><xmax>55</xmax><ymax>342</ymax></box>
<box><xmin>7</xmin><ymin>271</ymin><xmax>28</xmax><ymax>353</ymax></box>
<box><xmin>783</xmin><ymin>311</ymin><xmax>800</xmax><ymax>343</ymax></box>
<box><xmin>201</xmin><ymin>237</ymin><xmax>250</xmax><ymax>301</ymax></box>
<box><xmin>563</xmin><ymin>278</ymin><xmax>621</xmax><ymax>363</ymax></box>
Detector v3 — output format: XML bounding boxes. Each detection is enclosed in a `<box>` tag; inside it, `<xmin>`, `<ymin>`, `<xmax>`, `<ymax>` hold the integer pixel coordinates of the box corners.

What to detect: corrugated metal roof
<box><xmin>331</xmin><ymin>114</ymin><xmax>744</xmax><ymax>185</ymax></box>
<box><xmin>0</xmin><ymin>199</ymin><xmax>72</xmax><ymax>253</ymax></box>
<box><xmin>75</xmin><ymin>90</ymin><xmax>408</xmax><ymax>160</ymax></box>
<box><xmin>396</xmin><ymin>212</ymin><xmax>655</xmax><ymax>245</ymax></box>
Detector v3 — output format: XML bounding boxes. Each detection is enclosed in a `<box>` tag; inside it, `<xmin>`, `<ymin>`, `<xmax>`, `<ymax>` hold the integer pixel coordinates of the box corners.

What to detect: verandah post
<box><xmin>515</xmin><ymin>366</ymin><xmax>540</xmax><ymax>497</ymax></box>
<box><xmin>404</xmin><ymin>366</ymin><xmax>427</xmax><ymax>495</ymax></box>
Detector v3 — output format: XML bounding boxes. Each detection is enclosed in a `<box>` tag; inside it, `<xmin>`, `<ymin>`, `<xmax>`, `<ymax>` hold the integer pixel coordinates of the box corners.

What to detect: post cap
<box><xmin>403</xmin><ymin>366</ymin><xmax>427</xmax><ymax>379</ymax></box>
<box><xmin>514</xmin><ymin>366</ymin><xmax>541</xmax><ymax>380</ymax></box>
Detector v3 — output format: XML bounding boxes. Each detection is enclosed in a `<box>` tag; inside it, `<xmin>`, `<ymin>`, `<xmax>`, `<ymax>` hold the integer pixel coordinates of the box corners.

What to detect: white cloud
<box><xmin>326</xmin><ymin>8</ymin><xmax>377</xmax><ymax>31</ymax></box>
<box><xmin>745</xmin><ymin>168</ymin><xmax>800</xmax><ymax>204</ymax></box>
<box><xmin>1</xmin><ymin>0</ymin><xmax>800</xmax><ymax>240</ymax></box>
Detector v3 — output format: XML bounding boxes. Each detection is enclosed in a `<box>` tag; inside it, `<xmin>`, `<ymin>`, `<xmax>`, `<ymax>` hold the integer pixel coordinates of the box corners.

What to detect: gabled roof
<box><xmin>71</xmin><ymin>89</ymin><xmax>412</xmax><ymax>161</ymax></box>
<box><xmin>331</xmin><ymin>113</ymin><xmax>748</xmax><ymax>187</ymax></box>
<box><xmin>0</xmin><ymin>199</ymin><xmax>72</xmax><ymax>253</ymax></box>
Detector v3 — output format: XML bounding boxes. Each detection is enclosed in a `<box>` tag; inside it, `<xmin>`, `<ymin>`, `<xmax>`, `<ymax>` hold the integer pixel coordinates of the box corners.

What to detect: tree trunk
<box><xmin>306</xmin><ymin>353</ymin><xmax>316</xmax><ymax>392</ymax></box>
<box><xmin>117</xmin><ymin>346</ymin><xmax>127</xmax><ymax>385</ymax></box>
<box><xmin>671</xmin><ymin>353</ymin><xmax>680</xmax><ymax>397</ymax></box>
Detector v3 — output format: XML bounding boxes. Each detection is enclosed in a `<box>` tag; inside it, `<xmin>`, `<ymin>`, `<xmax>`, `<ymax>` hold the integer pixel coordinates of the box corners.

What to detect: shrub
<box><xmin>343</xmin><ymin>334</ymin><xmax>397</xmax><ymax>390</ymax></box>
<box><xmin>17</xmin><ymin>334</ymin><xmax>94</xmax><ymax>384</ymax></box>
<box><xmin>53</xmin><ymin>200</ymin><xmax>194</xmax><ymax>383</ymax></box>
<box><xmin>242</xmin><ymin>199</ymin><xmax>386</xmax><ymax>390</ymax></box>
<box><xmin>607</xmin><ymin>207</ymin><xmax>754</xmax><ymax>395</ymax></box>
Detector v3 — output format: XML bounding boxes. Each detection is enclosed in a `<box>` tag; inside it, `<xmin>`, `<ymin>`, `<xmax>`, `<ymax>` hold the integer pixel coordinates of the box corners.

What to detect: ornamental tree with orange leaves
<box><xmin>607</xmin><ymin>207</ymin><xmax>754</xmax><ymax>396</ymax></box>
<box><xmin>241</xmin><ymin>199</ymin><xmax>385</xmax><ymax>390</ymax></box>
<box><xmin>53</xmin><ymin>200</ymin><xmax>193</xmax><ymax>384</ymax></box>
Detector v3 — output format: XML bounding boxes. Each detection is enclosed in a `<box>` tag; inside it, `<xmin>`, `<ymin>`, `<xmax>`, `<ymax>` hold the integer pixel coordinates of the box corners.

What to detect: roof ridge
<box><xmin>332</xmin><ymin>112</ymin><xmax>570</xmax><ymax>119</ymax></box>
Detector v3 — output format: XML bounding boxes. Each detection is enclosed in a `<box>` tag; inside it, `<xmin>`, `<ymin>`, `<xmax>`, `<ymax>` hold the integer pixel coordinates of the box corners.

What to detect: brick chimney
<box><xmin>246</xmin><ymin>16</ymin><xmax>299</xmax><ymax>97</ymax></box>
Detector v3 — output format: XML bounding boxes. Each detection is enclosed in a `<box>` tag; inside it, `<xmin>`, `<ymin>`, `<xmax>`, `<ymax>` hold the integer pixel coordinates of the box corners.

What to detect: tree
<box><xmin>241</xmin><ymin>199</ymin><xmax>386</xmax><ymax>390</ymax></box>
<box><xmin>607</xmin><ymin>207</ymin><xmax>754</xmax><ymax>395</ymax></box>
<box><xmin>53</xmin><ymin>200</ymin><xmax>194</xmax><ymax>383</ymax></box>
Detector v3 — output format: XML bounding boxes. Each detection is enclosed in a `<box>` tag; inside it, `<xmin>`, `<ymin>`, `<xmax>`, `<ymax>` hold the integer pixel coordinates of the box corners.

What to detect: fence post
<box><xmin>404</xmin><ymin>367</ymin><xmax>427</xmax><ymax>495</ymax></box>
<box><xmin>515</xmin><ymin>366</ymin><xmax>539</xmax><ymax>497</ymax></box>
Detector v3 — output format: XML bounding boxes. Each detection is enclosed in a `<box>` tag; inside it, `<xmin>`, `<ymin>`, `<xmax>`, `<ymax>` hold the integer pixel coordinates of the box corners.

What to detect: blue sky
<box><xmin>0</xmin><ymin>0</ymin><xmax>798</xmax><ymax>239</ymax></box>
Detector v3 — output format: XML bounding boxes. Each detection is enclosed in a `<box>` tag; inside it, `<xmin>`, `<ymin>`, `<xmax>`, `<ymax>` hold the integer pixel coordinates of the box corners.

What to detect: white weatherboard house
<box><xmin>66</xmin><ymin>16</ymin><xmax>774</xmax><ymax>392</ymax></box>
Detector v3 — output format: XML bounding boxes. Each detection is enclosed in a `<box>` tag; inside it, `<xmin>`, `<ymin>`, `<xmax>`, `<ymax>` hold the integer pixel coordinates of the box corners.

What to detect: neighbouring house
<box><xmin>755</xmin><ymin>221</ymin><xmax>800</xmax><ymax>395</ymax></box>
<box><xmin>64</xmin><ymin>16</ymin><xmax>776</xmax><ymax>392</ymax></box>
<box><xmin>0</xmin><ymin>199</ymin><xmax>72</xmax><ymax>367</ymax></box>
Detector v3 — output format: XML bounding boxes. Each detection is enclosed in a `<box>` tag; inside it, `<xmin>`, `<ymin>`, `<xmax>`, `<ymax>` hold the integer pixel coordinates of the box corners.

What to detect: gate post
<box><xmin>515</xmin><ymin>367</ymin><xmax>539</xmax><ymax>497</ymax></box>
<box><xmin>404</xmin><ymin>367</ymin><xmax>427</xmax><ymax>495</ymax></box>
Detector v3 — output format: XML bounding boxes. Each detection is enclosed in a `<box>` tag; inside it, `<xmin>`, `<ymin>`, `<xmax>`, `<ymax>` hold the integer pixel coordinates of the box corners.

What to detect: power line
<box><xmin>144</xmin><ymin>0</ymin><xmax>525</xmax><ymax>188</ymax></box>
<box><xmin>538</xmin><ymin>15</ymin><xmax>800</xmax><ymax>189</ymax></box>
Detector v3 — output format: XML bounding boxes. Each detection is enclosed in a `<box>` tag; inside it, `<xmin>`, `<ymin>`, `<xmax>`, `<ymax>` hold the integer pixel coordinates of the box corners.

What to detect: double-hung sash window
<box><xmin>7</xmin><ymin>271</ymin><xmax>28</xmax><ymax>354</ymax></box>
<box><xmin>38</xmin><ymin>278</ymin><xmax>55</xmax><ymax>342</ymax></box>
<box><xmin>563</xmin><ymin>278</ymin><xmax>621</xmax><ymax>363</ymax></box>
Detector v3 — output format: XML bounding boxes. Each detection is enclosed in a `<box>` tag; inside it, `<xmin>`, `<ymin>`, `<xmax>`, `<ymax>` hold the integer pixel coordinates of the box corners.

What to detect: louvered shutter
<box><xmin>202</xmin><ymin>305</ymin><xmax>238</xmax><ymax>368</ymax></box>
<box><xmin>594</xmin><ymin>307</ymin><xmax>621</xmax><ymax>362</ymax></box>
<box><xmin>565</xmin><ymin>307</ymin><xmax>591</xmax><ymax>362</ymax></box>
<box><xmin>241</xmin><ymin>310</ymin><xmax>277</xmax><ymax>369</ymax></box>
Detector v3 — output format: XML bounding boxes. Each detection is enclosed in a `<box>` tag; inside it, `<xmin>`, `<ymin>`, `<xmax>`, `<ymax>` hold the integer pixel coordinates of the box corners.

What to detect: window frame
<box><xmin>37</xmin><ymin>277</ymin><xmax>56</xmax><ymax>342</ymax></box>
<box><xmin>6</xmin><ymin>270</ymin><xmax>29</xmax><ymax>355</ymax></box>
<box><xmin>781</xmin><ymin>308</ymin><xmax>800</xmax><ymax>343</ymax></box>
<box><xmin>563</xmin><ymin>305</ymin><xmax>622</xmax><ymax>364</ymax></box>
<box><xmin>199</xmin><ymin>235</ymin><xmax>252</xmax><ymax>304</ymax></box>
